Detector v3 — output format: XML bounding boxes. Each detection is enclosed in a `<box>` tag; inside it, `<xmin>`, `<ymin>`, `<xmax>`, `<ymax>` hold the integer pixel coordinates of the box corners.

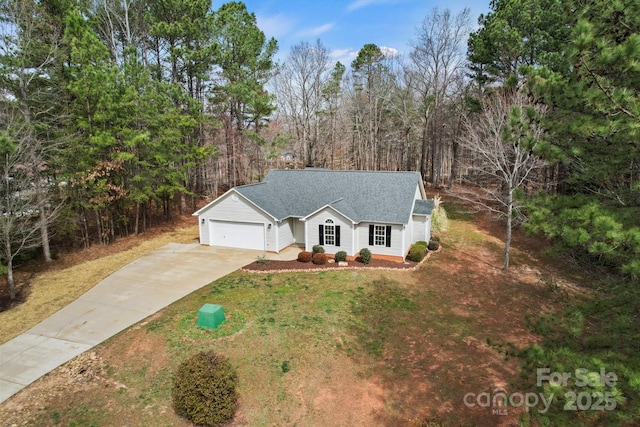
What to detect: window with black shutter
<box><xmin>323</xmin><ymin>219</ymin><xmax>336</xmax><ymax>246</ymax></box>
<box><xmin>369</xmin><ymin>224</ymin><xmax>392</xmax><ymax>247</ymax></box>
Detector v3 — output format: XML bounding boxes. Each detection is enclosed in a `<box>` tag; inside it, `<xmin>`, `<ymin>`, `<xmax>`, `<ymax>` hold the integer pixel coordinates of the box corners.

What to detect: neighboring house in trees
<box><xmin>279</xmin><ymin>151</ymin><xmax>294</xmax><ymax>162</ymax></box>
<box><xmin>193</xmin><ymin>169</ymin><xmax>433</xmax><ymax>260</ymax></box>
<box><xmin>272</xmin><ymin>150</ymin><xmax>298</xmax><ymax>169</ymax></box>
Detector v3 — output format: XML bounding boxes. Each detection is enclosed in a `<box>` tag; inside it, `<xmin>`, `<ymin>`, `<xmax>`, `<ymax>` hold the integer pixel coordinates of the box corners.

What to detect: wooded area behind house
<box><xmin>0</xmin><ymin>0</ymin><xmax>638</xmax><ymax>293</ymax></box>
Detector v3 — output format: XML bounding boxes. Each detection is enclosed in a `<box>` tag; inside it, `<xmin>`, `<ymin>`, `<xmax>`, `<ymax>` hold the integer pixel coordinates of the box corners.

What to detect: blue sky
<box><xmin>238</xmin><ymin>0</ymin><xmax>490</xmax><ymax>65</ymax></box>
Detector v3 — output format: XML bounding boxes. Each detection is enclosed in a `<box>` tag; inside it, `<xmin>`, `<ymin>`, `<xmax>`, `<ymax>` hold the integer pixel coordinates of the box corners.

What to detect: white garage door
<box><xmin>210</xmin><ymin>220</ymin><xmax>265</xmax><ymax>250</ymax></box>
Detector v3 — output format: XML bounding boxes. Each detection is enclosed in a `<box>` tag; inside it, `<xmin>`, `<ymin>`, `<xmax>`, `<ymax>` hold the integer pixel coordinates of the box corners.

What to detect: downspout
<box><xmin>352</xmin><ymin>222</ymin><xmax>357</xmax><ymax>257</ymax></box>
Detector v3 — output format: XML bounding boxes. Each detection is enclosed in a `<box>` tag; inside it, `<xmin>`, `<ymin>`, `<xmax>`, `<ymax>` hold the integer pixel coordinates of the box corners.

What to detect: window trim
<box><xmin>373</xmin><ymin>225</ymin><xmax>386</xmax><ymax>247</ymax></box>
<box><xmin>324</xmin><ymin>219</ymin><xmax>335</xmax><ymax>246</ymax></box>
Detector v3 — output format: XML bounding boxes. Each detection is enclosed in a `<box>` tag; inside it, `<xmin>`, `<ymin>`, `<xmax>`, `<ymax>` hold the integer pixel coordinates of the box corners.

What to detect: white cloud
<box><xmin>346</xmin><ymin>0</ymin><xmax>396</xmax><ymax>12</ymax></box>
<box><xmin>380</xmin><ymin>46</ymin><xmax>399</xmax><ymax>58</ymax></box>
<box><xmin>329</xmin><ymin>48</ymin><xmax>359</xmax><ymax>65</ymax></box>
<box><xmin>347</xmin><ymin>0</ymin><xmax>378</xmax><ymax>11</ymax></box>
<box><xmin>255</xmin><ymin>13</ymin><xmax>295</xmax><ymax>39</ymax></box>
<box><xmin>297</xmin><ymin>23</ymin><xmax>334</xmax><ymax>37</ymax></box>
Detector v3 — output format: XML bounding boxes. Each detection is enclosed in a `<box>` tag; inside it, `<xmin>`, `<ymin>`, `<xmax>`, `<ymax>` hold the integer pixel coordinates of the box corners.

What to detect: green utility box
<box><xmin>197</xmin><ymin>304</ymin><xmax>226</xmax><ymax>329</ymax></box>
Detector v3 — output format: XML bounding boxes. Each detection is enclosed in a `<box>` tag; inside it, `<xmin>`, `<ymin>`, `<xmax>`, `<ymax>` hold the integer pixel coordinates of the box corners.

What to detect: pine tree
<box><xmin>211</xmin><ymin>1</ymin><xmax>278</xmax><ymax>186</ymax></box>
<box><xmin>526</xmin><ymin>0</ymin><xmax>640</xmax><ymax>278</ymax></box>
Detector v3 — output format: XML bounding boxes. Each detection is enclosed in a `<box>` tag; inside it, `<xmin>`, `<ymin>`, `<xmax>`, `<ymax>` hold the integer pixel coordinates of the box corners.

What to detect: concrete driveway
<box><xmin>0</xmin><ymin>243</ymin><xmax>300</xmax><ymax>404</ymax></box>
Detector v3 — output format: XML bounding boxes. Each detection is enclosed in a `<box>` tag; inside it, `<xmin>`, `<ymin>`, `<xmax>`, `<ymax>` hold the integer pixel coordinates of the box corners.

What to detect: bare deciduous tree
<box><xmin>0</xmin><ymin>0</ymin><xmax>64</xmax><ymax>263</ymax></box>
<box><xmin>410</xmin><ymin>7</ymin><xmax>471</xmax><ymax>186</ymax></box>
<box><xmin>272</xmin><ymin>39</ymin><xmax>331</xmax><ymax>166</ymax></box>
<box><xmin>457</xmin><ymin>87</ymin><xmax>547</xmax><ymax>270</ymax></box>
<box><xmin>0</xmin><ymin>114</ymin><xmax>44</xmax><ymax>299</ymax></box>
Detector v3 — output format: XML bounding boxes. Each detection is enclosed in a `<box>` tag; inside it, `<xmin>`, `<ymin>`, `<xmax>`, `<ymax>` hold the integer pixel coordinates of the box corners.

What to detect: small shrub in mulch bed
<box><xmin>407</xmin><ymin>243</ymin><xmax>427</xmax><ymax>262</ymax></box>
<box><xmin>312</xmin><ymin>245</ymin><xmax>325</xmax><ymax>256</ymax></box>
<box><xmin>428</xmin><ymin>240</ymin><xmax>440</xmax><ymax>251</ymax></box>
<box><xmin>312</xmin><ymin>253</ymin><xmax>328</xmax><ymax>265</ymax></box>
<box><xmin>334</xmin><ymin>251</ymin><xmax>347</xmax><ymax>262</ymax></box>
<box><xmin>297</xmin><ymin>251</ymin><xmax>312</xmax><ymax>262</ymax></box>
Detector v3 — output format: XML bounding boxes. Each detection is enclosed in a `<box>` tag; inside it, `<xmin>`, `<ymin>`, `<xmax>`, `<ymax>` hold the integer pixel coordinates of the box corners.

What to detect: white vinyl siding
<box><xmin>411</xmin><ymin>215</ymin><xmax>428</xmax><ymax>242</ymax></box>
<box><xmin>356</xmin><ymin>223</ymin><xmax>405</xmax><ymax>257</ymax></box>
<box><xmin>196</xmin><ymin>190</ymin><xmax>273</xmax><ymax>247</ymax></box>
<box><xmin>277</xmin><ymin>220</ymin><xmax>295</xmax><ymax>250</ymax></box>
<box><xmin>404</xmin><ymin>216</ymin><xmax>413</xmax><ymax>255</ymax></box>
<box><xmin>414</xmin><ymin>184</ymin><xmax>422</xmax><ymax>201</ymax></box>
<box><xmin>208</xmin><ymin>191</ymin><xmax>271</xmax><ymax>222</ymax></box>
<box><xmin>305</xmin><ymin>207</ymin><xmax>354</xmax><ymax>255</ymax></box>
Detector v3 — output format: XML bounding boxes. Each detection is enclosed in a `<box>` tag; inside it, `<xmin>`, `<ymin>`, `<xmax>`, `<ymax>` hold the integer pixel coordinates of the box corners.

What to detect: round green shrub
<box><xmin>415</xmin><ymin>240</ymin><xmax>428</xmax><ymax>247</ymax></box>
<box><xmin>408</xmin><ymin>243</ymin><xmax>427</xmax><ymax>262</ymax></box>
<box><xmin>312</xmin><ymin>252</ymin><xmax>328</xmax><ymax>265</ymax></box>
<box><xmin>297</xmin><ymin>251</ymin><xmax>312</xmax><ymax>262</ymax></box>
<box><xmin>172</xmin><ymin>351</ymin><xmax>238</xmax><ymax>426</ymax></box>
<box><xmin>428</xmin><ymin>240</ymin><xmax>440</xmax><ymax>251</ymax></box>
<box><xmin>312</xmin><ymin>245</ymin><xmax>325</xmax><ymax>256</ymax></box>
<box><xmin>334</xmin><ymin>251</ymin><xmax>348</xmax><ymax>262</ymax></box>
<box><xmin>359</xmin><ymin>248</ymin><xmax>372</xmax><ymax>265</ymax></box>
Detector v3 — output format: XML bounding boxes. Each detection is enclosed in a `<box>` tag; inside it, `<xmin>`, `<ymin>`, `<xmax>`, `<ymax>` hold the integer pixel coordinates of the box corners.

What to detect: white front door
<box><xmin>210</xmin><ymin>220</ymin><xmax>265</xmax><ymax>250</ymax></box>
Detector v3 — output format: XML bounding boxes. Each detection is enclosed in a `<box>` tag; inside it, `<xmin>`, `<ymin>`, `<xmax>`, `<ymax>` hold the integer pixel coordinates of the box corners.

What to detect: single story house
<box><xmin>192</xmin><ymin>169</ymin><xmax>434</xmax><ymax>259</ymax></box>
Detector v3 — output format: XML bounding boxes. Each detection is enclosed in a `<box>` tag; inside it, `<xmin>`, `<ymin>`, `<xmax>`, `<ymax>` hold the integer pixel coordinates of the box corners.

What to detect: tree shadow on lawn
<box><xmin>347</xmin><ymin>235</ymin><xmax>563</xmax><ymax>426</ymax></box>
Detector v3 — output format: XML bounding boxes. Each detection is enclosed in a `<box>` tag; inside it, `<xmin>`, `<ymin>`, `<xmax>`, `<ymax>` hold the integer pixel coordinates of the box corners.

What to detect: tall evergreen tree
<box><xmin>211</xmin><ymin>1</ymin><xmax>277</xmax><ymax>186</ymax></box>
<box><xmin>467</xmin><ymin>0</ymin><xmax>569</xmax><ymax>89</ymax></box>
<box><xmin>526</xmin><ymin>0</ymin><xmax>640</xmax><ymax>278</ymax></box>
<box><xmin>350</xmin><ymin>43</ymin><xmax>391</xmax><ymax>170</ymax></box>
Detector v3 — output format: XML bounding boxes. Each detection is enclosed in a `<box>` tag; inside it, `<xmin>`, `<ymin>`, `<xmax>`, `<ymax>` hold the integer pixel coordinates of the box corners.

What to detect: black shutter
<box><xmin>385</xmin><ymin>225</ymin><xmax>392</xmax><ymax>247</ymax></box>
<box><xmin>368</xmin><ymin>224</ymin><xmax>374</xmax><ymax>245</ymax></box>
<box><xmin>319</xmin><ymin>224</ymin><xmax>324</xmax><ymax>245</ymax></box>
<box><xmin>335</xmin><ymin>225</ymin><xmax>341</xmax><ymax>247</ymax></box>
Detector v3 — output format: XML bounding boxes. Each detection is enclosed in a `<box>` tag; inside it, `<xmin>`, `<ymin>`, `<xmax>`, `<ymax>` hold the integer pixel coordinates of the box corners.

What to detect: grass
<box><xmin>0</xmin><ymin>223</ymin><xmax>199</xmax><ymax>344</ymax></box>
<box><xmin>2</xmin><ymin>204</ymin><xmax>608</xmax><ymax>426</ymax></box>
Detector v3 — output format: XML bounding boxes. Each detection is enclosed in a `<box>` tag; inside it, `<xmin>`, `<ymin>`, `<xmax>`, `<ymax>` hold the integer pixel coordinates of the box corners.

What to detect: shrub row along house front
<box><xmin>193</xmin><ymin>169</ymin><xmax>434</xmax><ymax>260</ymax></box>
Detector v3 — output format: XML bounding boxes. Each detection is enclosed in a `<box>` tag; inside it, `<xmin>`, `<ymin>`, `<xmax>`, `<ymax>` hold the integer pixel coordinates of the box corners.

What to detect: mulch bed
<box><xmin>242</xmin><ymin>257</ymin><xmax>419</xmax><ymax>272</ymax></box>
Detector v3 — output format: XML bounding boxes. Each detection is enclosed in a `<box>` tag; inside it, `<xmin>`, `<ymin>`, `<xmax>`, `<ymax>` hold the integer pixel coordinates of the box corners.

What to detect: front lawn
<box><xmin>0</xmin><ymin>214</ymin><xmax>576</xmax><ymax>426</ymax></box>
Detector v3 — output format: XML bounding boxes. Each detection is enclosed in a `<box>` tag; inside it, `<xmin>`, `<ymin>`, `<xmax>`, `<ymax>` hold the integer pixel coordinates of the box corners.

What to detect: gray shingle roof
<box><xmin>234</xmin><ymin>169</ymin><xmax>428</xmax><ymax>224</ymax></box>
<box><xmin>413</xmin><ymin>199</ymin><xmax>435</xmax><ymax>215</ymax></box>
